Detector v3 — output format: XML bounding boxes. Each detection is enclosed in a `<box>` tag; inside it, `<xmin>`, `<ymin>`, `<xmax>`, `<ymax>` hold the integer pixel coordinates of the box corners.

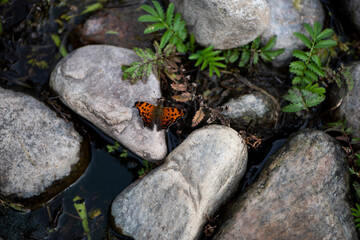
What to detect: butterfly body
<box><xmin>135</xmin><ymin>101</ymin><xmax>184</xmax><ymax>130</ymax></box>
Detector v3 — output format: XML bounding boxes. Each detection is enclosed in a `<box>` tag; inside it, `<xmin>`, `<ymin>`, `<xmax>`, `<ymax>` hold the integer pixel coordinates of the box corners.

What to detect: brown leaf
<box><xmin>171</xmin><ymin>83</ymin><xmax>187</xmax><ymax>91</ymax></box>
<box><xmin>192</xmin><ymin>109</ymin><xmax>205</xmax><ymax>127</ymax></box>
<box><xmin>172</xmin><ymin>92</ymin><xmax>192</xmax><ymax>102</ymax></box>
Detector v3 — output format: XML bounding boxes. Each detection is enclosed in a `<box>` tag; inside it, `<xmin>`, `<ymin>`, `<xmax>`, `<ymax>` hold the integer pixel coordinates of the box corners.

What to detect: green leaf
<box><xmin>261</xmin><ymin>36</ymin><xmax>277</xmax><ymax>51</ymax></box>
<box><xmin>303</xmin><ymin>23</ymin><xmax>315</xmax><ymax>40</ymax></box>
<box><xmin>141</xmin><ymin>4</ymin><xmax>159</xmax><ymax>17</ymax></box>
<box><xmin>282</xmin><ymin>103</ymin><xmax>305</xmax><ymax>112</ymax></box>
<box><xmin>251</xmin><ymin>37</ymin><xmax>260</xmax><ymax>49</ymax></box>
<box><xmin>152</xmin><ymin>1</ymin><xmax>165</xmax><ymax>19</ymax></box>
<box><xmin>311</xmin><ymin>55</ymin><xmax>321</xmax><ymax>67</ymax></box>
<box><xmin>238</xmin><ymin>50</ymin><xmax>250</xmax><ymax>67</ymax></box>
<box><xmin>144</xmin><ymin>22</ymin><xmax>166</xmax><ymax>34</ymax></box>
<box><xmin>261</xmin><ymin>48</ymin><xmax>284</xmax><ymax>61</ymax></box>
<box><xmin>160</xmin><ymin>30</ymin><xmax>173</xmax><ymax>49</ymax></box>
<box><xmin>81</xmin><ymin>2</ymin><xmax>103</xmax><ymax>15</ymax></box>
<box><xmin>138</xmin><ymin>14</ymin><xmax>160</xmax><ymax>22</ymax></box>
<box><xmin>165</xmin><ymin>3</ymin><xmax>174</xmax><ymax>25</ymax></box>
<box><xmin>73</xmin><ymin>196</ymin><xmax>91</xmax><ymax>240</ymax></box>
<box><xmin>290</xmin><ymin>61</ymin><xmax>306</xmax><ymax>71</ymax></box>
<box><xmin>316</xmin><ymin>28</ymin><xmax>334</xmax><ymax>41</ymax></box>
<box><xmin>294</xmin><ymin>32</ymin><xmax>312</xmax><ymax>48</ymax></box>
<box><xmin>304</xmin><ymin>69</ymin><xmax>318</xmax><ymax>81</ymax></box>
<box><xmin>293</xmin><ymin>50</ymin><xmax>308</xmax><ymax>62</ymax></box>
<box><xmin>314</xmin><ymin>39</ymin><xmax>337</xmax><ymax>49</ymax></box>
<box><xmin>313</xmin><ymin>21</ymin><xmax>322</xmax><ymax>37</ymax></box>
<box><xmin>308</xmin><ymin>62</ymin><xmax>324</xmax><ymax>77</ymax></box>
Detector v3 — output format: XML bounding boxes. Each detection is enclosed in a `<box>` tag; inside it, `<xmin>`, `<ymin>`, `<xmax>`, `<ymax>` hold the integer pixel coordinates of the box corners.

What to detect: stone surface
<box><xmin>335</xmin><ymin>0</ymin><xmax>360</xmax><ymax>35</ymax></box>
<box><xmin>261</xmin><ymin>0</ymin><xmax>325</xmax><ymax>67</ymax></box>
<box><xmin>50</xmin><ymin>45</ymin><xmax>167</xmax><ymax>161</ymax></box>
<box><xmin>79</xmin><ymin>1</ymin><xmax>154</xmax><ymax>49</ymax></box>
<box><xmin>111</xmin><ymin>125</ymin><xmax>248</xmax><ymax>240</ymax></box>
<box><xmin>169</xmin><ymin>0</ymin><xmax>270</xmax><ymax>49</ymax></box>
<box><xmin>332</xmin><ymin>61</ymin><xmax>360</xmax><ymax>138</ymax></box>
<box><xmin>0</xmin><ymin>88</ymin><xmax>83</xmax><ymax>203</ymax></box>
<box><xmin>215</xmin><ymin>129</ymin><xmax>357</xmax><ymax>240</ymax></box>
<box><xmin>222</xmin><ymin>91</ymin><xmax>278</xmax><ymax>131</ymax></box>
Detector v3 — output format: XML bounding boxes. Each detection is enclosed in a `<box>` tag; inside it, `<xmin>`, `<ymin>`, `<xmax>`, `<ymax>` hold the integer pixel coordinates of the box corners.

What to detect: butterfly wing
<box><xmin>160</xmin><ymin>107</ymin><xmax>184</xmax><ymax>129</ymax></box>
<box><xmin>135</xmin><ymin>101</ymin><xmax>156</xmax><ymax>129</ymax></box>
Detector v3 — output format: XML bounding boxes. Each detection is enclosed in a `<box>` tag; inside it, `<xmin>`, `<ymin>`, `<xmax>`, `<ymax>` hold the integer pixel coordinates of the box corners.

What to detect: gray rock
<box><xmin>50</xmin><ymin>45</ymin><xmax>167</xmax><ymax>162</ymax></box>
<box><xmin>222</xmin><ymin>91</ymin><xmax>278</xmax><ymax>131</ymax></box>
<box><xmin>111</xmin><ymin>125</ymin><xmax>248</xmax><ymax>240</ymax></box>
<box><xmin>261</xmin><ymin>0</ymin><xmax>325</xmax><ymax>67</ymax></box>
<box><xmin>169</xmin><ymin>0</ymin><xmax>270</xmax><ymax>49</ymax></box>
<box><xmin>337</xmin><ymin>0</ymin><xmax>360</xmax><ymax>35</ymax></box>
<box><xmin>333</xmin><ymin>61</ymin><xmax>360</xmax><ymax>139</ymax></box>
<box><xmin>215</xmin><ymin>129</ymin><xmax>357</xmax><ymax>240</ymax></box>
<box><xmin>0</xmin><ymin>88</ymin><xmax>83</xmax><ymax>204</ymax></box>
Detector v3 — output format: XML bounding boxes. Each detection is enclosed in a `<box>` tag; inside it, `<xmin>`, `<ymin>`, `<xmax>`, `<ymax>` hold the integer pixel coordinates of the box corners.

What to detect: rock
<box><xmin>334</xmin><ymin>0</ymin><xmax>360</xmax><ymax>35</ymax></box>
<box><xmin>169</xmin><ymin>0</ymin><xmax>270</xmax><ymax>49</ymax></box>
<box><xmin>111</xmin><ymin>125</ymin><xmax>248</xmax><ymax>240</ymax></box>
<box><xmin>332</xmin><ymin>61</ymin><xmax>360</xmax><ymax>138</ymax></box>
<box><xmin>0</xmin><ymin>88</ymin><xmax>84</xmax><ymax>208</ymax></box>
<box><xmin>261</xmin><ymin>0</ymin><xmax>325</xmax><ymax>67</ymax></box>
<box><xmin>222</xmin><ymin>91</ymin><xmax>278</xmax><ymax>132</ymax></box>
<box><xmin>215</xmin><ymin>129</ymin><xmax>357</xmax><ymax>240</ymax></box>
<box><xmin>50</xmin><ymin>45</ymin><xmax>167</xmax><ymax>162</ymax></box>
<box><xmin>79</xmin><ymin>2</ymin><xmax>153</xmax><ymax>49</ymax></box>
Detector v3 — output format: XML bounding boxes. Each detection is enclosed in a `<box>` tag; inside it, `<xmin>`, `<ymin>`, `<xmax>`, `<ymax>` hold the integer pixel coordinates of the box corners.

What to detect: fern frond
<box><xmin>165</xmin><ymin>2</ymin><xmax>174</xmax><ymax>26</ymax></box>
<box><xmin>308</xmin><ymin>62</ymin><xmax>324</xmax><ymax>77</ymax></box>
<box><xmin>314</xmin><ymin>39</ymin><xmax>337</xmax><ymax>49</ymax></box>
<box><xmin>304</xmin><ymin>69</ymin><xmax>318</xmax><ymax>81</ymax></box>
<box><xmin>152</xmin><ymin>1</ymin><xmax>165</xmax><ymax>19</ymax></box>
<box><xmin>304</xmin><ymin>23</ymin><xmax>315</xmax><ymax>40</ymax></box>
<box><xmin>294</xmin><ymin>32</ymin><xmax>312</xmax><ymax>48</ymax></box>
<box><xmin>316</xmin><ymin>28</ymin><xmax>334</xmax><ymax>41</ymax></box>
<box><xmin>144</xmin><ymin>22</ymin><xmax>166</xmax><ymax>34</ymax></box>
<box><xmin>261</xmin><ymin>36</ymin><xmax>277</xmax><ymax>51</ymax></box>
<box><xmin>293</xmin><ymin>50</ymin><xmax>308</xmax><ymax>62</ymax></box>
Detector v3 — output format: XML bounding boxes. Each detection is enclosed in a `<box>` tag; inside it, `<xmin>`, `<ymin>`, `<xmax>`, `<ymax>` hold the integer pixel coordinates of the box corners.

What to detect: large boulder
<box><xmin>215</xmin><ymin>129</ymin><xmax>357</xmax><ymax>240</ymax></box>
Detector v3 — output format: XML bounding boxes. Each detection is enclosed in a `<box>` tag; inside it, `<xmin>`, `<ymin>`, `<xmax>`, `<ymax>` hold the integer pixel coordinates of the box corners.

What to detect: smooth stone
<box><xmin>222</xmin><ymin>91</ymin><xmax>278</xmax><ymax>131</ymax></box>
<box><xmin>169</xmin><ymin>0</ymin><xmax>270</xmax><ymax>49</ymax></box>
<box><xmin>0</xmin><ymin>88</ymin><xmax>83</xmax><ymax>207</ymax></box>
<box><xmin>50</xmin><ymin>45</ymin><xmax>167</xmax><ymax>162</ymax></box>
<box><xmin>215</xmin><ymin>129</ymin><xmax>357</xmax><ymax>240</ymax></box>
<box><xmin>332</xmin><ymin>61</ymin><xmax>360</xmax><ymax>138</ymax></box>
<box><xmin>111</xmin><ymin>125</ymin><xmax>248</xmax><ymax>240</ymax></box>
<box><xmin>261</xmin><ymin>0</ymin><xmax>325</xmax><ymax>67</ymax></box>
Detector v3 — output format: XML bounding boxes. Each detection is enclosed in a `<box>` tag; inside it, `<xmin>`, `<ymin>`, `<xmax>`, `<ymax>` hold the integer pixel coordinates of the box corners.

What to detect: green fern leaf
<box><xmin>238</xmin><ymin>50</ymin><xmax>250</xmax><ymax>67</ymax></box>
<box><xmin>303</xmin><ymin>23</ymin><xmax>315</xmax><ymax>40</ymax></box>
<box><xmin>201</xmin><ymin>60</ymin><xmax>208</xmax><ymax>70</ymax></box>
<box><xmin>160</xmin><ymin>30</ymin><xmax>173</xmax><ymax>49</ymax></box>
<box><xmin>261</xmin><ymin>36</ymin><xmax>277</xmax><ymax>51</ymax></box>
<box><xmin>304</xmin><ymin>69</ymin><xmax>318</xmax><ymax>81</ymax></box>
<box><xmin>141</xmin><ymin>4</ymin><xmax>160</xmax><ymax>17</ymax></box>
<box><xmin>308</xmin><ymin>62</ymin><xmax>324</xmax><ymax>77</ymax></box>
<box><xmin>292</xmin><ymin>76</ymin><xmax>302</xmax><ymax>84</ymax></box>
<box><xmin>290</xmin><ymin>61</ymin><xmax>306</xmax><ymax>70</ymax></box>
<box><xmin>314</xmin><ymin>39</ymin><xmax>337</xmax><ymax>48</ymax></box>
<box><xmin>313</xmin><ymin>21</ymin><xmax>322</xmax><ymax>37</ymax></box>
<box><xmin>316</xmin><ymin>28</ymin><xmax>334</xmax><ymax>41</ymax></box>
<box><xmin>289</xmin><ymin>68</ymin><xmax>304</xmax><ymax>76</ymax></box>
<box><xmin>311</xmin><ymin>55</ymin><xmax>321</xmax><ymax>67</ymax></box>
<box><xmin>251</xmin><ymin>37</ymin><xmax>260</xmax><ymax>49</ymax></box>
<box><xmin>261</xmin><ymin>49</ymin><xmax>284</xmax><ymax>61</ymax></box>
<box><xmin>293</xmin><ymin>50</ymin><xmax>308</xmax><ymax>61</ymax></box>
<box><xmin>294</xmin><ymin>32</ymin><xmax>312</xmax><ymax>48</ymax></box>
<box><xmin>165</xmin><ymin>3</ymin><xmax>174</xmax><ymax>26</ymax></box>
<box><xmin>138</xmin><ymin>14</ymin><xmax>161</xmax><ymax>22</ymax></box>
<box><xmin>176</xmin><ymin>42</ymin><xmax>187</xmax><ymax>53</ymax></box>
<box><xmin>282</xmin><ymin>103</ymin><xmax>305</xmax><ymax>112</ymax></box>
<box><xmin>144</xmin><ymin>22</ymin><xmax>166</xmax><ymax>34</ymax></box>
<box><xmin>152</xmin><ymin>1</ymin><xmax>165</xmax><ymax>19</ymax></box>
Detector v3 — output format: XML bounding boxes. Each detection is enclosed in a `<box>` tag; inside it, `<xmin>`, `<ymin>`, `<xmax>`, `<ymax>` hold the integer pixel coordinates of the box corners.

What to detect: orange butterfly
<box><xmin>135</xmin><ymin>101</ymin><xmax>184</xmax><ymax>130</ymax></box>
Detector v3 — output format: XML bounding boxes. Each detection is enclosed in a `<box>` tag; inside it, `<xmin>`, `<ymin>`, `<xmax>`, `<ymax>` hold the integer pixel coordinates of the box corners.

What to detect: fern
<box><xmin>138</xmin><ymin>1</ymin><xmax>188</xmax><ymax>52</ymax></box>
<box><xmin>122</xmin><ymin>42</ymin><xmax>177</xmax><ymax>83</ymax></box>
<box><xmin>189</xmin><ymin>46</ymin><xmax>226</xmax><ymax>77</ymax></box>
<box><xmin>224</xmin><ymin>36</ymin><xmax>284</xmax><ymax>67</ymax></box>
<box><xmin>351</xmin><ymin>203</ymin><xmax>360</xmax><ymax>230</ymax></box>
<box><xmin>282</xmin><ymin>22</ymin><xmax>337</xmax><ymax>112</ymax></box>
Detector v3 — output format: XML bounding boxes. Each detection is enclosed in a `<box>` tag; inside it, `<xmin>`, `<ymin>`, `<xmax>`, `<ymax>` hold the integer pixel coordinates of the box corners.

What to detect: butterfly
<box><xmin>135</xmin><ymin>101</ymin><xmax>184</xmax><ymax>130</ymax></box>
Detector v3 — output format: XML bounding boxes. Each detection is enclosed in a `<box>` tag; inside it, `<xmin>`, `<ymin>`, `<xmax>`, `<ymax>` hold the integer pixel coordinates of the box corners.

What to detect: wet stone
<box><xmin>215</xmin><ymin>129</ymin><xmax>357</xmax><ymax>240</ymax></box>
<box><xmin>111</xmin><ymin>125</ymin><xmax>248</xmax><ymax>240</ymax></box>
<box><xmin>0</xmin><ymin>88</ymin><xmax>83</xmax><ymax>208</ymax></box>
